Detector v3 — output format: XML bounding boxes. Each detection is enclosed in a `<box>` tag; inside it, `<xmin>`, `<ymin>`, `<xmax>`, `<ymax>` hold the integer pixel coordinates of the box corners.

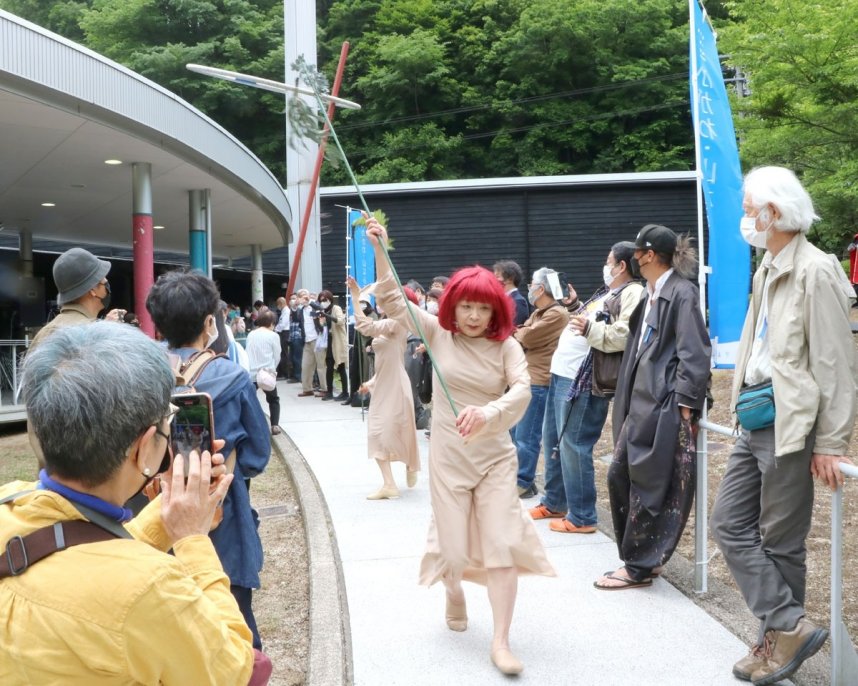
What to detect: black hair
<box><xmin>209</xmin><ymin>308</ymin><xmax>230</xmax><ymax>355</ymax></box>
<box><xmin>432</xmin><ymin>275</ymin><xmax>449</xmax><ymax>286</ymax></box>
<box><xmin>492</xmin><ymin>260</ymin><xmax>524</xmax><ymax>287</ymax></box>
<box><xmin>610</xmin><ymin>241</ymin><xmax>638</xmax><ymax>278</ymax></box>
<box><xmin>146</xmin><ymin>269</ymin><xmax>220</xmax><ymax>348</ymax></box>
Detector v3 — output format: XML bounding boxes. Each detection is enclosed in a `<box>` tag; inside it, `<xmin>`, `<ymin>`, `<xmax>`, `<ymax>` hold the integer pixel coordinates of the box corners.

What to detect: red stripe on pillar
<box><xmin>133</xmin><ymin>213</ymin><xmax>155</xmax><ymax>338</ymax></box>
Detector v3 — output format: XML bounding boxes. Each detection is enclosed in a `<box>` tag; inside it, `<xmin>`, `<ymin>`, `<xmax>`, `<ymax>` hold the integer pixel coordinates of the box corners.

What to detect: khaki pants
<box><xmin>301</xmin><ymin>340</ymin><xmax>327</xmax><ymax>392</ymax></box>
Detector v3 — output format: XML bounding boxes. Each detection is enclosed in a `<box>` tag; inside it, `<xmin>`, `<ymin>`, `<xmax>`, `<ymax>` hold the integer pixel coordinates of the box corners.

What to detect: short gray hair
<box><xmin>22</xmin><ymin>322</ymin><xmax>174</xmax><ymax>486</ymax></box>
<box><xmin>743</xmin><ymin>166</ymin><xmax>819</xmax><ymax>234</ymax></box>
<box><xmin>531</xmin><ymin>267</ymin><xmax>558</xmax><ymax>298</ymax></box>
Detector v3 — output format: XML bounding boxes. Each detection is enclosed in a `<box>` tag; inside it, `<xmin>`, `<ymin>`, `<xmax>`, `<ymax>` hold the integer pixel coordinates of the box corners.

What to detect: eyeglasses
<box><xmin>154</xmin><ymin>404</ymin><xmax>179</xmax><ymax>474</ymax></box>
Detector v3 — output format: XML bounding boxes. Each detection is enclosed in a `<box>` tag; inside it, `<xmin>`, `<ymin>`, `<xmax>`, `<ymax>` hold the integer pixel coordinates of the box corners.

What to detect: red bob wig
<box><xmin>437</xmin><ymin>266</ymin><xmax>515</xmax><ymax>341</ymax></box>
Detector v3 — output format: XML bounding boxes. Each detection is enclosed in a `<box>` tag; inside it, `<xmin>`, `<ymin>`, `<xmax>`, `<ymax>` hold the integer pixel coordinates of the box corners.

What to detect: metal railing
<box><xmin>0</xmin><ymin>339</ymin><xmax>29</xmax><ymax>407</ymax></box>
<box><xmin>695</xmin><ymin>416</ymin><xmax>858</xmax><ymax>686</ymax></box>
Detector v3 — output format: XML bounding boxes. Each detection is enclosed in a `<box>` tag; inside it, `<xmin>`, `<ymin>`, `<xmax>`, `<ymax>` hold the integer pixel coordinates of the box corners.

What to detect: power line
<box><xmin>336</xmin><ymin>72</ymin><xmax>688</xmax><ymax>132</ymax></box>
<box><xmin>461</xmin><ymin>100</ymin><xmax>690</xmax><ymax>141</ymax></box>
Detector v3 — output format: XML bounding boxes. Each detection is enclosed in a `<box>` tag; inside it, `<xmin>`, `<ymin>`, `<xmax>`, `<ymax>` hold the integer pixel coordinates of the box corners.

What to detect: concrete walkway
<box><xmin>277</xmin><ymin>384</ymin><xmax>753</xmax><ymax>685</ymax></box>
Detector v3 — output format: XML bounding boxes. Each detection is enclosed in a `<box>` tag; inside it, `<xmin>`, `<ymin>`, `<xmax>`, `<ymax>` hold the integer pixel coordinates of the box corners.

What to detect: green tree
<box><xmin>721</xmin><ymin>0</ymin><xmax>858</xmax><ymax>252</ymax></box>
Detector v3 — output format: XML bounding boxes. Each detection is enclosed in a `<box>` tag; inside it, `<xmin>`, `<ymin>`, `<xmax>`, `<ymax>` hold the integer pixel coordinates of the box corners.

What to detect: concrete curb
<box><xmin>272</xmin><ymin>432</ymin><xmax>353</xmax><ymax>686</ymax></box>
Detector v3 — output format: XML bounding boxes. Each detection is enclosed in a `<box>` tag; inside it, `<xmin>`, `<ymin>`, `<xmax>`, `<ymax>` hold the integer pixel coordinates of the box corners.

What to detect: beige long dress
<box><xmin>377</xmin><ymin>273</ymin><xmax>556</xmax><ymax>586</ymax></box>
<box><xmin>354</xmin><ymin>308</ymin><xmax>420</xmax><ymax>470</ymax></box>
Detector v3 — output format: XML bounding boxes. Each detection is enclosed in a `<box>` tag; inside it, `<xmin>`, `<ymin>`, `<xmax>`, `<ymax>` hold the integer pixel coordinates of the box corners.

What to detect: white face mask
<box><xmin>740</xmin><ymin>215</ymin><xmax>768</xmax><ymax>249</ymax></box>
<box><xmin>206</xmin><ymin>317</ymin><xmax>219</xmax><ymax>348</ymax></box>
<box><xmin>527</xmin><ymin>285</ymin><xmax>542</xmax><ymax>306</ymax></box>
<box><xmin>603</xmin><ymin>264</ymin><xmax>617</xmax><ymax>288</ymax></box>
<box><xmin>426</xmin><ymin>301</ymin><xmax>439</xmax><ymax>315</ymax></box>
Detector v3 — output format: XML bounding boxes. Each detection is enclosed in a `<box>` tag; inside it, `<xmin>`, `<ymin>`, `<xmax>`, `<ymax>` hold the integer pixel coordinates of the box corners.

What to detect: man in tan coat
<box><xmin>512</xmin><ymin>268</ymin><xmax>569</xmax><ymax>498</ymax></box>
<box><xmin>711</xmin><ymin>166</ymin><xmax>856</xmax><ymax>686</ymax></box>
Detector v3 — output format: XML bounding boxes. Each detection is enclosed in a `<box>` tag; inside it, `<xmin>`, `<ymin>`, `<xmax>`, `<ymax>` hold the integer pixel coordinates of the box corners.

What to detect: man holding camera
<box><xmin>297</xmin><ymin>289</ymin><xmax>328</xmax><ymax>397</ymax></box>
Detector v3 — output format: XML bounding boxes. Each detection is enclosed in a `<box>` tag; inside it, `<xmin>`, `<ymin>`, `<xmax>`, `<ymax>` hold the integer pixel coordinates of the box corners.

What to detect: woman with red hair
<box><xmin>365</xmin><ymin>216</ymin><xmax>554</xmax><ymax>676</ymax></box>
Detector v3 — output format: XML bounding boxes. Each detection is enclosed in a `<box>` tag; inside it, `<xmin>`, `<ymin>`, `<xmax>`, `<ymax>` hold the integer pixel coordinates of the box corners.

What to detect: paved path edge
<box><xmin>272</xmin><ymin>432</ymin><xmax>354</xmax><ymax>686</ymax></box>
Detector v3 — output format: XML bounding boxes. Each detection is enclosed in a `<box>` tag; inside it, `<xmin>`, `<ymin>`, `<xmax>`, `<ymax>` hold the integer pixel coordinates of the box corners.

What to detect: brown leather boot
<box><xmin>750</xmin><ymin>617</ymin><xmax>828</xmax><ymax>686</ymax></box>
<box><xmin>732</xmin><ymin>644</ymin><xmax>765</xmax><ymax>681</ymax></box>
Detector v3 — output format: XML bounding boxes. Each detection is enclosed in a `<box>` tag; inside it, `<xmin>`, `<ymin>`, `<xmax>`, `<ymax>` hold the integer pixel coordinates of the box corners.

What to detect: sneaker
<box><xmin>733</xmin><ymin>645</ymin><xmax>766</xmax><ymax>682</ymax></box>
<box><xmin>528</xmin><ymin>504</ymin><xmax>567</xmax><ymax>520</ymax></box>
<box><xmin>750</xmin><ymin>618</ymin><xmax>828</xmax><ymax>686</ymax></box>
<box><xmin>517</xmin><ymin>483</ymin><xmax>538</xmax><ymax>499</ymax></box>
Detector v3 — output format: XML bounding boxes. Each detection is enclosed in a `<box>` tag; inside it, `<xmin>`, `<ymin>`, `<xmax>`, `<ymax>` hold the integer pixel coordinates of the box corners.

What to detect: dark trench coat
<box><xmin>611</xmin><ymin>271</ymin><xmax>711</xmax><ymax>513</ymax></box>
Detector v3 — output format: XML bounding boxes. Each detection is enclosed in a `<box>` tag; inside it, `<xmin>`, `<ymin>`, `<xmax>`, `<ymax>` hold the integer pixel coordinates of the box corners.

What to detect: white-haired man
<box><xmin>710</xmin><ymin>166</ymin><xmax>856</xmax><ymax>685</ymax></box>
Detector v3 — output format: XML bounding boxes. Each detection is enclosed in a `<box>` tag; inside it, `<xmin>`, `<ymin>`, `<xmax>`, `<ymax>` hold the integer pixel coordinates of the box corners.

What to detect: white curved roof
<box><xmin>0</xmin><ymin>10</ymin><xmax>291</xmax><ymax>258</ymax></box>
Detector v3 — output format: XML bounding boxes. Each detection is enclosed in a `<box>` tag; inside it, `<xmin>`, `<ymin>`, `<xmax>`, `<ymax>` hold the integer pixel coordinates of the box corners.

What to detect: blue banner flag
<box><xmin>347</xmin><ymin>208</ymin><xmax>375</xmax><ymax>316</ymax></box>
<box><xmin>690</xmin><ymin>0</ymin><xmax>749</xmax><ymax>368</ymax></box>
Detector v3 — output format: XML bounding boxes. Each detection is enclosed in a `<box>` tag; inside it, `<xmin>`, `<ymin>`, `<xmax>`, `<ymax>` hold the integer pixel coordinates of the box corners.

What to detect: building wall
<box><xmin>313</xmin><ymin>179</ymin><xmax>704</xmax><ymax>298</ymax></box>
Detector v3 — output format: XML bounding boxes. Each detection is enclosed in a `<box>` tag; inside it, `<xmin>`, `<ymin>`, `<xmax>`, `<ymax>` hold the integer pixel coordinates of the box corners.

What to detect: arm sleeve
<box><xmin>673</xmin><ymin>287</ymin><xmax>712</xmax><ymax>410</ymax></box>
<box><xmin>354</xmin><ymin>304</ymin><xmax>398</xmax><ymax>338</ymax></box>
<box><xmin>376</xmin><ymin>271</ymin><xmax>441</xmax><ymax>343</ymax></box>
<box><xmin>480</xmin><ymin>339</ymin><xmax>532</xmax><ymax>433</ymax></box>
<box><xmin>513</xmin><ymin>307</ymin><xmax>569</xmax><ymax>350</ymax></box>
<box><xmin>237</xmin><ymin>382</ymin><xmax>272</xmax><ymax>478</ymax></box>
<box><xmin>124</xmin><ymin>536</ymin><xmax>254</xmax><ymax>686</ymax></box>
<box><xmin>806</xmin><ymin>266</ymin><xmax>857</xmax><ymax>454</ymax></box>
<box><xmin>585</xmin><ymin>284</ymin><xmax>643</xmax><ymax>353</ymax></box>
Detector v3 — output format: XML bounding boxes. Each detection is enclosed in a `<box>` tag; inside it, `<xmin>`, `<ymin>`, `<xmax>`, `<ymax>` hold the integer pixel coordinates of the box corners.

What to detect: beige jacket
<box><xmin>732</xmin><ymin>233</ymin><xmax>856</xmax><ymax>456</ymax></box>
<box><xmin>584</xmin><ymin>281</ymin><xmax>645</xmax><ymax>353</ymax></box>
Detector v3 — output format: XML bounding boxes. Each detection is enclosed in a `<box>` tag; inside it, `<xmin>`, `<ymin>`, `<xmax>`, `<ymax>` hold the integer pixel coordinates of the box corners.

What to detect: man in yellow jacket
<box><xmin>1</xmin><ymin>322</ymin><xmax>255</xmax><ymax>685</ymax></box>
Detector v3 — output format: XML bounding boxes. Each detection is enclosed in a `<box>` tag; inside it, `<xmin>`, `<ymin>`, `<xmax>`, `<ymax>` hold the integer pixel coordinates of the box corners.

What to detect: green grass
<box><xmin>0</xmin><ymin>426</ymin><xmax>40</xmax><ymax>485</ymax></box>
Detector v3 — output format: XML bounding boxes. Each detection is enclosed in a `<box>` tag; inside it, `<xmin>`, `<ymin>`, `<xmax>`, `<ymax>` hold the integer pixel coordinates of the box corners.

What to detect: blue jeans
<box><xmin>515</xmin><ymin>384</ymin><xmax>549</xmax><ymax>489</ymax></box>
<box><xmin>541</xmin><ymin>374</ymin><xmax>610</xmax><ymax>527</ymax></box>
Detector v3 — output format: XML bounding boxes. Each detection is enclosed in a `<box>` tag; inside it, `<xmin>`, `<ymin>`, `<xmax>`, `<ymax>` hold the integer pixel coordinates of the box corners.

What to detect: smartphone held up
<box><xmin>170</xmin><ymin>392</ymin><xmax>216</xmax><ymax>473</ymax></box>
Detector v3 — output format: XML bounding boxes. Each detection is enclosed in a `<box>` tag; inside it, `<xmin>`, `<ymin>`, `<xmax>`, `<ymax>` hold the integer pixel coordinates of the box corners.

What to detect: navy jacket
<box><xmin>171</xmin><ymin>348</ymin><xmax>271</xmax><ymax>588</ymax></box>
<box><xmin>509</xmin><ymin>289</ymin><xmax>530</xmax><ymax>327</ymax></box>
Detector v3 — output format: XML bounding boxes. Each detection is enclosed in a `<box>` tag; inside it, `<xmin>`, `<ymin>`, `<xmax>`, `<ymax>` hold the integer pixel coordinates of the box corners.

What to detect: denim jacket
<box><xmin>171</xmin><ymin>348</ymin><xmax>271</xmax><ymax>588</ymax></box>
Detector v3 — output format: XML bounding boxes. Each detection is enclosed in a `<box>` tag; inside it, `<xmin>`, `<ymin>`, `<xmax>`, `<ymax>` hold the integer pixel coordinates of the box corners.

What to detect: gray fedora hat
<box><xmin>54</xmin><ymin>248</ymin><xmax>111</xmax><ymax>306</ymax></box>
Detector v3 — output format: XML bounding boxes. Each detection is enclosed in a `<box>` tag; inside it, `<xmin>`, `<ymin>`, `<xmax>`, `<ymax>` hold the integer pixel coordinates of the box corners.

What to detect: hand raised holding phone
<box><xmin>160</xmin><ymin>438</ymin><xmax>233</xmax><ymax>545</ymax></box>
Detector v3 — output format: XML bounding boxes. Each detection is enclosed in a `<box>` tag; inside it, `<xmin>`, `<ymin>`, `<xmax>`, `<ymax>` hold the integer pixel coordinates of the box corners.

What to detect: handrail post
<box><xmin>694</xmin><ymin>406</ymin><xmax>708</xmax><ymax>593</ymax></box>
<box><xmin>831</xmin><ymin>463</ymin><xmax>858</xmax><ymax>685</ymax></box>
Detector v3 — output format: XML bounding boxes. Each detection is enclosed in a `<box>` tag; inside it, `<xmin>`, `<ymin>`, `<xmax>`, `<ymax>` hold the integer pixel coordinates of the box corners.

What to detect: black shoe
<box><xmin>321</xmin><ymin>393</ymin><xmax>335</xmax><ymax>401</ymax></box>
<box><xmin>287</xmin><ymin>378</ymin><xmax>300</xmax><ymax>384</ymax></box>
<box><xmin>341</xmin><ymin>395</ymin><xmax>354</xmax><ymax>406</ymax></box>
<box><xmin>333</xmin><ymin>392</ymin><xmax>349</xmax><ymax>402</ymax></box>
<box><xmin>517</xmin><ymin>483</ymin><xmax>538</xmax><ymax>499</ymax></box>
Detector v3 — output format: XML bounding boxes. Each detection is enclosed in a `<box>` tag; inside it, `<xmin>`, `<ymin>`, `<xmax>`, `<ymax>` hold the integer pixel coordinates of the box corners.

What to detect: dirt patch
<box><xmin>0</xmin><ymin>424</ymin><xmax>310</xmax><ymax>686</ymax></box>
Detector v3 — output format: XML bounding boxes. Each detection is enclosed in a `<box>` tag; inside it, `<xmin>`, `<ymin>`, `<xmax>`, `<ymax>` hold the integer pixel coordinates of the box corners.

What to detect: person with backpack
<box><xmin>146</xmin><ymin>270</ymin><xmax>271</xmax><ymax>652</ymax></box>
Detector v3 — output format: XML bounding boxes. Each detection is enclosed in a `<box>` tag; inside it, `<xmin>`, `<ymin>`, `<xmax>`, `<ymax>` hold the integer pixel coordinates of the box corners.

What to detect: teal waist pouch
<box><xmin>736</xmin><ymin>380</ymin><xmax>775</xmax><ymax>431</ymax></box>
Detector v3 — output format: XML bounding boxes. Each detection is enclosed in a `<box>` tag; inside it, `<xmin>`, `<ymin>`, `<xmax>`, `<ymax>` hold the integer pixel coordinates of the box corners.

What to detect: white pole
<box><xmin>344</xmin><ymin>205</ymin><xmax>352</xmax><ymax>397</ymax></box>
<box><xmin>689</xmin><ymin>0</ymin><xmax>709</xmax><ymax>595</ymax></box>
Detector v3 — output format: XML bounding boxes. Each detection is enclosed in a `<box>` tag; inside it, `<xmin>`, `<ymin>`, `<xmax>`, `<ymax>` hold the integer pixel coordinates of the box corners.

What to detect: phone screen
<box><xmin>170</xmin><ymin>393</ymin><xmax>215</xmax><ymax>462</ymax></box>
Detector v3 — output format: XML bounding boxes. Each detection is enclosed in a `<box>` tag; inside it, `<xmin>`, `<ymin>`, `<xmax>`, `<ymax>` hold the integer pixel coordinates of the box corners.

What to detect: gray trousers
<box><xmin>301</xmin><ymin>340</ymin><xmax>327</xmax><ymax>393</ymax></box>
<box><xmin>710</xmin><ymin>427</ymin><xmax>814</xmax><ymax>641</ymax></box>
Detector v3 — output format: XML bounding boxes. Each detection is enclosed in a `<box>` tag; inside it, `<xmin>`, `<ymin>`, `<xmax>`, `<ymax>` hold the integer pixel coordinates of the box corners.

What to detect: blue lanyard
<box><xmin>38</xmin><ymin>469</ymin><xmax>132</xmax><ymax>523</ymax></box>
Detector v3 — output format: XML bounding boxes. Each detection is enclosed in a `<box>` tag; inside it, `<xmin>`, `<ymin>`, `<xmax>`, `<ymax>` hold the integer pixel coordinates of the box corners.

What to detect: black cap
<box><xmin>634</xmin><ymin>224</ymin><xmax>677</xmax><ymax>255</ymax></box>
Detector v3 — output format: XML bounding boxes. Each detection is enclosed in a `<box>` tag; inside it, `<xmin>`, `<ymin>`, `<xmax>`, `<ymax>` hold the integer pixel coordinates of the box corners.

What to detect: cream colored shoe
<box><xmin>491</xmin><ymin>648</ymin><xmax>523</xmax><ymax>675</ymax></box>
<box><xmin>445</xmin><ymin>595</ymin><xmax>467</xmax><ymax>632</ymax></box>
<box><xmin>406</xmin><ymin>469</ymin><xmax>418</xmax><ymax>488</ymax></box>
<box><xmin>366</xmin><ymin>487</ymin><xmax>400</xmax><ymax>500</ymax></box>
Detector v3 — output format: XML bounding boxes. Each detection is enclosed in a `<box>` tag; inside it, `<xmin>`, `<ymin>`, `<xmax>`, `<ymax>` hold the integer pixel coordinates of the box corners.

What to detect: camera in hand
<box><xmin>595</xmin><ymin>310</ymin><xmax>612</xmax><ymax>324</ymax></box>
<box><xmin>308</xmin><ymin>300</ymin><xmax>324</xmax><ymax>318</ymax></box>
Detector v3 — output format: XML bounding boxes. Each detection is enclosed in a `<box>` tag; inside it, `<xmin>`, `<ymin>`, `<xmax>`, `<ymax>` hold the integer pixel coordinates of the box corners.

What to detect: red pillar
<box><xmin>132</xmin><ymin>162</ymin><xmax>155</xmax><ymax>337</ymax></box>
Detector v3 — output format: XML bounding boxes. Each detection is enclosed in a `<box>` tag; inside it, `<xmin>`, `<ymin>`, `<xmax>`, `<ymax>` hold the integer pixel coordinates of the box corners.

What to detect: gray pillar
<box><xmin>285</xmin><ymin>0</ymin><xmax>323</xmax><ymax>291</ymax></box>
<box><xmin>204</xmin><ymin>189</ymin><xmax>213</xmax><ymax>279</ymax></box>
<box><xmin>19</xmin><ymin>228</ymin><xmax>33</xmax><ymax>277</ymax></box>
<box><xmin>251</xmin><ymin>244</ymin><xmax>264</xmax><ymax>305</ymax></box>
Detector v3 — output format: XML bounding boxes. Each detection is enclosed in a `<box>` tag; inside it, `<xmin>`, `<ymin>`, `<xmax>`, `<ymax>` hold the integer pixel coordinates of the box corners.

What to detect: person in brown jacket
<box><xmin>512</xmin><ymin>268</ymin><xmax>569</xmax><ymax>498</ymax></box>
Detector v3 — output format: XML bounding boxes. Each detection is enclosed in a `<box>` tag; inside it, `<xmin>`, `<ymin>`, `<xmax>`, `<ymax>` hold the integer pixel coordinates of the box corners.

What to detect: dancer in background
<box><xmin>347</xmin><ymin>276</ymin><xmax>420</xmax><ymax>499</ymax></box>
<box><xmin>366</xmin><ymin>216</ymin><xmax>554</xmax><ymax>677</ymax></box>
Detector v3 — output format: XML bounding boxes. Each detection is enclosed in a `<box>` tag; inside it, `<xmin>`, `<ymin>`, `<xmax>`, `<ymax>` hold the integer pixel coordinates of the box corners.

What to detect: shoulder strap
<box><xmin>175</xmin><ymin>349</ymin><xmax>222</xmax><ymax>388</ymax></box>
<box><xmin>0</xmin><ymin>520</ymin><xmax>118</xmax><ymax>579</ymax></box>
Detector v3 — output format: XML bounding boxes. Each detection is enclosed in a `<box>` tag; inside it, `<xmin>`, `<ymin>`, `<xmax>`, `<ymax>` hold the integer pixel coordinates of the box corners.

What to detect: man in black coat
<box><xmin>594</xmin><ymin>224</ymin><xmax>711</xmax><ymax>590</ymax></box>
<box><xmin>493</xmin><ymin>259</ymin><xmax>530</xmax><ymax>326</ymax></box>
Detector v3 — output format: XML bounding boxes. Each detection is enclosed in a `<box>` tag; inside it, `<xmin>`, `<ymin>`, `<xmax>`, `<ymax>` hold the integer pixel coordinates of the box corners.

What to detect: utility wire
<box><xmin>336</xmin><ymin>72</ymin><xmax>688</xmax><ymax>132</ymax></box>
